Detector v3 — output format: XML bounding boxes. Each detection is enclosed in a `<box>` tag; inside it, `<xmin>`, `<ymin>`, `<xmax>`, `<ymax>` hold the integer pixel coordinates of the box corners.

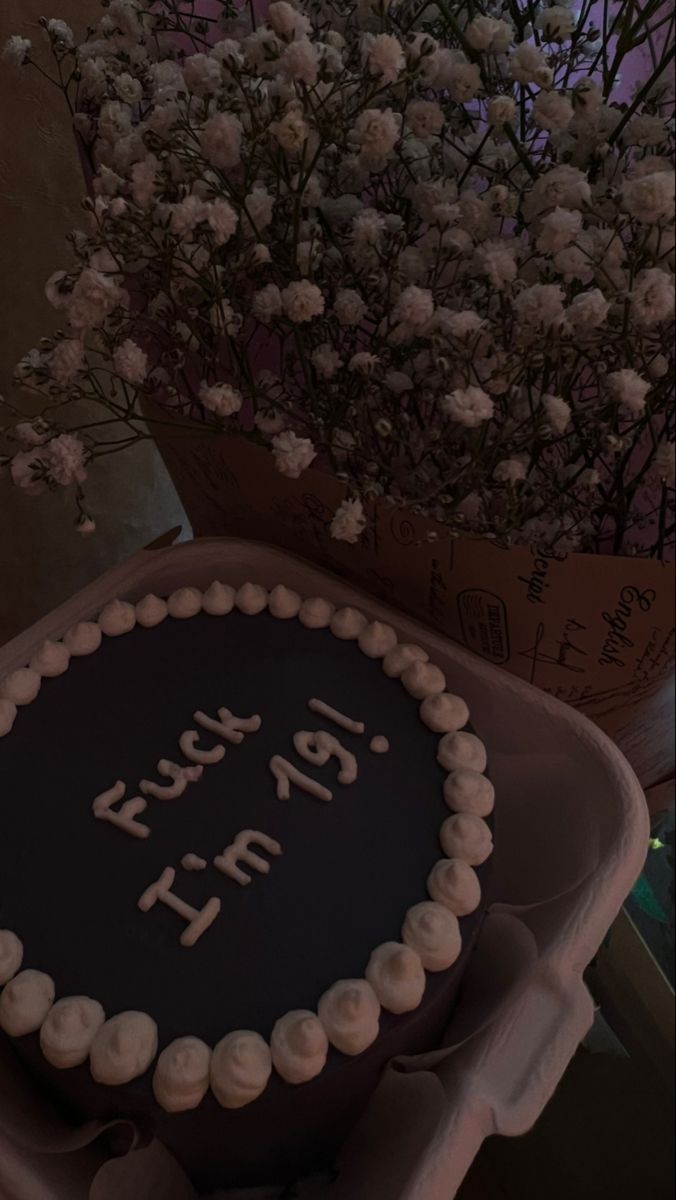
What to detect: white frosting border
<box><xmin>0</xmin><ymin>580</ymin><xmax>492</xmax><ymax>1110</ymax></box>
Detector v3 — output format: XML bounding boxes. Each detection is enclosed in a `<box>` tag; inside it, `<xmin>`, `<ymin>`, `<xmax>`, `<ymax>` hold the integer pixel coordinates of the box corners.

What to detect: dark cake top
<box><xmin>0</xmin><ymin>581</ymin><xmax>493</xmax><ymax>1111</ymax></box>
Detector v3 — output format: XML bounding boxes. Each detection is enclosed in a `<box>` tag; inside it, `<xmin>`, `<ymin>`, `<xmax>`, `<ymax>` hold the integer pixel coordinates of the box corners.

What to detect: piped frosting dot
<box><xmin>440</xmin><ymin>813</ymin><xmax>493</xmax><ymax>865</ymax></box>
<box><xmin>0</xmin><ymin>699</ymin><xmax>17</xmax><ymax>738</ymax></box>
<box><xmin>39</xmin><ymin>996</ymin><xmax>105</xmax><ymax>1068</ymax></box>
<box><xmin>419</xmin><ymin>692</ymin><xmax>470</xmax><ymax>733</ymax></box>
<box><xmin>369</xmin><ymin>735</ymin><xmax>389</xmax><ymax>754</ymax></box>
<box><xmin>427</xmin><ymin>859</ymin><xmax>482</xmax><ymax>916</ymax></box>
<box><xmin>210</xmin><ymin>1030</ymin><xmax>272</xmax><ymax>1109</ymax></box>
<box><xmin>318</xmin><ymin>979</ymin><xmax>380</xmax><ymax>1056</ymax></box>
<box><xmin>401</xmin><ymin>660</ymin><xmax>446</xmax><ymax>700</ymax></box>
<box><xmin>29</xmin><ymin>640</ymin><xmax>70</xmax><ymax>678</ymax></box>
<box><xmin>443</xmin><ymin>769</ymin><xmax>495</xmax><ymax>817</ymax></box>
<box><xmin>153</xmin><ymin>1036</ymin><xmax>211</xmax><ymax>1112</ymax></box>
<box><xmin>0</xmin><ymin>668</ymin><xmax>40</xmax><ymax>707</ymax></box>
<box><xmin>382</xmin><ymin>643</ymin><xmax>429</xmax><ymax>679</ymax></box>
<box><xmin>181</xmin><ymin>853</ymin><xmax>207</xmax><ymax>871</ymax></box>
<box><xmin>202</xmin><ymin>581</ymin><xmax>235</xmax><ymax>616</ymax></box>
<box><xmin>98</xmin><ymin>599</ymin><xmax>136</xmax><ymax>637</ymax></box>
<box><xmin>135</xmin><ymin>594</ymin><xmax>168</xmax><ymax>628</ymax></box>
<box><xmin>89</xmin><ymin>1011</ymin><xmax>158</xmax><ymax>1085</ymax></box>
<box><xmin>0</xmin><ymin>930</ymin><xmax>23</xmax><ymax>985</ymax></box>
<box><xmin>365</xmin><ymin>942</ymin><xmax>426</xmax><ymax>1014</ymax></box>
<box><xmin>0</xmin><ymin>969</ymin><xmax>55</xmax><ymax>1036</ymax></box>
<box><xmin>167</xmin><ymin>587</ymin><xmax>203</xmax><ymax>619</ymax></box>
<box><xmin>63</xmin><ymin>621</ymin><xmax>102</xmax><ymax>656</ymax></box>
<box><xmin>357</xmin><ymin>622</ymin><xmax>397</xmax><ymax>660</ymax></box>
<box><xmin>436</xmin><ymin>731</ymin><xmax>487</xmax><ymax>774</ymax></box>
<box><xmin>271</xmin><ymin>1010</ymin><xmax>329</xmax><ymax>1084</ymax></box>
<box><xmin>235</xmin><ymin>582</ymin><xmax>268</xmax><ymax>615</ymax></box>
<box><xmin>268</xmin><ymin>585</ymin><xmax>302</xmax><ymax>619</ymax></box>
<box><xmin>402</xmin><ymin>901</ymin><xmax>462</xmax><ymax>972</ymax></box>
<box><xmin>330</xmin><ymin>607</ymin><xmax>368</xmax><ymax>640</ymax></box>
<box><xmin>298</xmin><ymin>597</ymin><xmax>335</xmax><ymax>629</ymax></box>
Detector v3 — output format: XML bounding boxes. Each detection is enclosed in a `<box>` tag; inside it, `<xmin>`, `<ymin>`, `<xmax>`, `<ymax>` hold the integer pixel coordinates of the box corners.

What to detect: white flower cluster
<box><xmin>1</xmin><ymin>0</ymin><xmax>673</xmax><ymax>558</ymax></box>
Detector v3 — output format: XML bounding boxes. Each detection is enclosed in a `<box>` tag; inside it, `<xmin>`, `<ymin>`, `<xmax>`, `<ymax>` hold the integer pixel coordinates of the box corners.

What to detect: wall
<box><xmin>0</xmin><ymin>1</ymin><xmax>186</xmax><ymax>643</ymax></box>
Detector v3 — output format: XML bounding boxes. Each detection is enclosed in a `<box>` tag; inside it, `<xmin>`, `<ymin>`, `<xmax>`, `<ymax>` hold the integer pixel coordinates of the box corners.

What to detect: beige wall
<box><xmin>0</xmin><ymin>2</ymin><xmax>185</xmax><ymax>643</ymax></box>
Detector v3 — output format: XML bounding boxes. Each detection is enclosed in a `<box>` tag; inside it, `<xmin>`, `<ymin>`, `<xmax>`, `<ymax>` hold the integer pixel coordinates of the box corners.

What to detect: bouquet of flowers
<box><xmin>2</xmin><ymin>0</ymin><xmax>674</xmax><ymax>556</ymax></box>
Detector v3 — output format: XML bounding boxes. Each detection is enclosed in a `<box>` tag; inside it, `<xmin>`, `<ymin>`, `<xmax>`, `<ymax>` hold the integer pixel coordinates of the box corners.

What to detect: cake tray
<box><xmin>0</xmin><ymin>536</ymin><xmax>649</xmax><ymax>1200</ymax></box>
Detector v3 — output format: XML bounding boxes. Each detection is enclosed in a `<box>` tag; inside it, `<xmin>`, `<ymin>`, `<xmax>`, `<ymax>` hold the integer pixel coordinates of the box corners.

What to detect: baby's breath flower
<box><xmin>312</xmin><ymin>344</ymin><xmax>342</xmax><ymax>379</ymax></box>
<box><xmin>494</xmin><ymin>458</ymin><xmax>528</xmax><ymax>484</ymax></box>
<box><xmin>77</xmin><ymin>515</ymin><xmax>97</xmax><ymax>536</ymax></box>
<box><xmin>350</xmin><ymin>108</ymin><xmax>400</xmax><ymax>168</ymax></box>
<box><xmin>367</xmin><ymin>33</ymin><xmax>405</xmax><ymax>85</ymax></box>
<box><xmin>543</xmin><ymin>394</ymin><xmax>571</xmax><ymax>434</ymax></box>
<box><xmin>535</xmin><ymin>5</ymin><xmax>577</xmax><ymax>40</ymax></box>
<box><xmin>113</xmin><ymin>339</ymin><xmax>148</xmax><ymax>385</ymax></box>
<box><xmin>183</xmin><ymin>53</ymin><xmax>222</xmax><ymax>95</ymax></box>
<box><xmin>622</xmin><ymin>172</ymin><xmax>675</xmax><ymax>223</ymax></box>
<box><xmin>465</xmin><ymin>16</ymin><xmax>513</xmax><ymax>53</ymax></box>
<box><xmin>281</xmin><ymin>281</ymin><xmax>325</xmax><ymax>323</ymax></box>
<box><xmin>566</xmin><ymin>288</ymin><xmax>609</xmax><ymax>330</ymax></box>
<box><xmin>393</xmin><ymin>286</ymin><xmax>434</xmax><ymax>330</ymax></box>
<box><xmin>280</xmin><ymin>38</ymin><xmax>319</xmax><ymax>86</ymax></box>
<box><xmin>45</xmin><ymin>434</ymin><xmax>88</xmax><ymax>486</ymax></box>
<box><xmin>441</xmin><ymin>386</ymin><xmax>494</xmax><ymax>428</ymax></box>
<box><xmin>267</xmin><ymin>2</ymin><xmax>311</xmax><ymax>40</ymax></box>
<box><xmin>606</xmin><ymin>369</ymin><xmax>651</xmax><ymax>415</ymax></box>
<box><xmin>532</xmin><ymin>91</ymin><xmax>575</xmax><ymax>131</ymax></box>
<box><xmin>46</xmin><ymin>20</ymin><xmax>74</xmax><ymax>48</ymax></box>
<box><xmin>349</xmin><ymin>352</ymin><xmax>380</xmax><ymax>374</ymax></box>
<box><xmin>272</xmin><ymin>430</ymin><xmax>316</xmax><ymax>478</ymax></box>
<box><xmin>535</xmin><ymin>207</ymin><xmax>582</xmax><ymax>254</ymax></box>
<box><xmin>509</xmin><ymin>43</ymin><xmax>553</xmax><ymax>87</ymax></box>
<box><xmin>330</xmin><ymin>497</ymin><xmax>367</xmax><ymax>543</ymax></box>
<box><xmin>271</xmin><ymin>106</ymin><xmax>310</xmax><ymax>154</ymax></box>
<box><xmin>334</xmin><ymin>289</ymin><xmax>367</xmax><ymax>327</ymax></box>
<box><xmin>3</xmin><ymin>35</ymin><xmax>31</xmax><ymax>65</ymax></box>
<box><xmin>252</xmin><ymin>284</ymin><xmax>283</xmax><ymax>324</ymax></box>
<box><xmin>50</xmin><ymin>339</ymin><xmax>85</xmax><ymax>386</ymax></box>
<box><xmin>199</xmin><ymin>113</ymin><xmax>243</xmax><ymax>170</ymax></box>
<box><xmin>631</xmin><ymin>268</ymin><xmax>675</xmax><ymax>327</ymax></box>
<box><xmin>487</xmin><ymin>96</ymin><xmax>516</xmax><ymax>127</ymax></box>
<box><xmin>199</xmin><ymin>382</ymin><xmax>243</xmax><ymax>417</ymax></box>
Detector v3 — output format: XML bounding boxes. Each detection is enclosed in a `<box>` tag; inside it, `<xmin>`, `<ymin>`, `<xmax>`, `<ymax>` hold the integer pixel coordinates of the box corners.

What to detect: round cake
<box><xmin>0</xmin><ymin>580</ymin><xmax>495</xmax><ymax>1189</ymax></box>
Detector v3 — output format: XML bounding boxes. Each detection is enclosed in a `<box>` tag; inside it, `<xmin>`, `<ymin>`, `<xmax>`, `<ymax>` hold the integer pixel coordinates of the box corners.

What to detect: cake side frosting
<box><xmin>0</xmin><ymin>581</ymin><xmax>494</xmax><ymax>1113</ymax></box>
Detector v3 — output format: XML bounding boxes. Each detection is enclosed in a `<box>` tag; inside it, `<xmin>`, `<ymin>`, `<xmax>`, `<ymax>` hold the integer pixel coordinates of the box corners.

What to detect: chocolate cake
<box><xmin>0</xmin><ymin>580</ymin><xmax>494</xmax><ymax>1188</ymax></box>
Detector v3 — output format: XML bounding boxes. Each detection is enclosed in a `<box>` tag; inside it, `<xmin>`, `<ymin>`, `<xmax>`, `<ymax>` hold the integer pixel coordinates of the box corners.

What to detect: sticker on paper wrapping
<box><xmin>457</xmin><ymin>590</ymin><xmax>510</xmax><ymax>664</ymax></box>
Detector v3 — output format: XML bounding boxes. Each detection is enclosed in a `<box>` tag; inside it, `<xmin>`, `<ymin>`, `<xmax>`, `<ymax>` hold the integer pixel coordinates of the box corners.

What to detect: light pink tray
<box><xmin>0</xmin><ymin>537</ymin><xmax>649</xmax><ymax>1200</ymax></box>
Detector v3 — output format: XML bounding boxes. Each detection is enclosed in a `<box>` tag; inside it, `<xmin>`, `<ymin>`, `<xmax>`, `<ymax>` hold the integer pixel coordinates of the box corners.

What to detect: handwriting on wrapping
<box><xmin>517</xmin><ymin>554</ymin><xmax>553</xmax><ymax>606</ymax></box>
<box><xmin>429</xmin><ymin>557</ymin><xmax>448</xmax><ymax>624</ymax></box>
<box><xmin>518</xmin><ymin>617</ymin><xmax>589</xmax><ymax>684</ymax></box>
<box><xmin>598</xmin><ymin>585</ymin><xmax>657</xmax><ymax>668</ymax></box>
